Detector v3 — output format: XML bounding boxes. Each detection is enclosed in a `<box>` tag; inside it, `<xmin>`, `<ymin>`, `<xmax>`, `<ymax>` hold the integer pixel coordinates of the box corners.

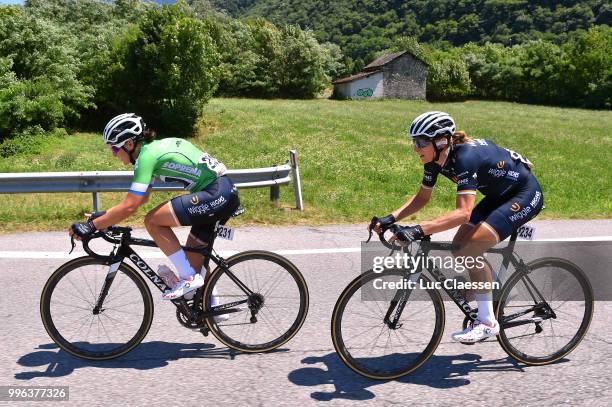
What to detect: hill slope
<box><xmin>210</xmin><ymin>0</ymin><xmax>611</xmax><ymax>63</ymax></box>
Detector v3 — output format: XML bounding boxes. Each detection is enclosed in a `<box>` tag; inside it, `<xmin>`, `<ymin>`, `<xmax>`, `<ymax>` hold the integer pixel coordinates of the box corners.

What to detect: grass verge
<box><xmin>0</xmin><ymin>98</ymin><xmax>610</xmax><ymax>234</ymax></box>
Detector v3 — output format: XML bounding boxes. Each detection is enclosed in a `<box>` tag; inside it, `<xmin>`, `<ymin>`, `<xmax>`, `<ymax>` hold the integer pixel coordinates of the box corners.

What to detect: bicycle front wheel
<box><xmin>331</xmin><ymin>271</ymin><xmax>445</xmax><ymax>380</ymax></box>
<box><xmin>40</xmin><ymin>257</ymin><xmax>154</xmax><ymax>360</ymax></box>
<box><xmin>497</xmin><ymin>257</ymin><xmax>594</xmax><ymax>365</ymax></box>
<box><xmin>203</xmin><ymin>251</ymin><xmax>309</xmax><ymax>352</ymax></box>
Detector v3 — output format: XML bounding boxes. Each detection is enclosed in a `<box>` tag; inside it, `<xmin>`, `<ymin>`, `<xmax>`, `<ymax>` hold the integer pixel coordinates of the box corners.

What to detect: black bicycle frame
<box><xmin>87</xmin><ymin>229</ymin><xmax>253</xmax><ymax>320</ymax></box>
<box><xmin>384</xmin><ymin>230</ymin><xmax>540</xmax><ymax>327</ymax></box>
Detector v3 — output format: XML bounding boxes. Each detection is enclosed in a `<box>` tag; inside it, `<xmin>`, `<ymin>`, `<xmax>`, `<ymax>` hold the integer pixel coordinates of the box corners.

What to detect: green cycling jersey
<box><xmin>128</xmin><ymin>138</ymin><xmax>226</xmax><ymax>196</ymax></box>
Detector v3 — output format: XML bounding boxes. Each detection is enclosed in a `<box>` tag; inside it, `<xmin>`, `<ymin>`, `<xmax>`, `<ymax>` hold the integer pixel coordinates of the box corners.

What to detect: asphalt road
<box><xmin>0</xmin><ymin>220</ymin><xmax>611</xmax><ymax>406</ymax></box>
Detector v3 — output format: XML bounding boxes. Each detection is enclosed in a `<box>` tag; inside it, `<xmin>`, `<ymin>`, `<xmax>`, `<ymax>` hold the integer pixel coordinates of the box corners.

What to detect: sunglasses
<box><xmin>412</xmin><ymin>136</ymin><xmax>431</xmax><ymax>149</ymax></box>
<box><xmin>110</xmin><ymin>139</ymin><xmax>132</xmax><ymax>156</ymax></box>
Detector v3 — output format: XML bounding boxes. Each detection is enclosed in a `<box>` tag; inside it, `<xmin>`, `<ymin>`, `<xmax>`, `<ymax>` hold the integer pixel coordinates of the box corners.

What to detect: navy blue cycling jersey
<box><xmin>421</xmin><ymin>139</ymin><xmax>533</xmax><ymax>197</ymax></box>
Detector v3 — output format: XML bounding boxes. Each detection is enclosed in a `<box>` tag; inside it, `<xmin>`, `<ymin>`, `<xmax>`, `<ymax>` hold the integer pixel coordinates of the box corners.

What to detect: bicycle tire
<box><xmin>203</xmin><ymin>250</ymin><xmax>309</xmax><ymax>352</ymax></box>
<box><xmin>40</xmin><ymin>256</ymin><xmax>154</xmax><ymax>360</ymax></box>
<box><xmin>497</xmin><ymin>257</ymin><xmax>594</xmax><ymax>365</ymax></box>
<box><xmin>331</xmin><ymin>271</ymin><xmax>445</xmax><ymax>380</ymax></box>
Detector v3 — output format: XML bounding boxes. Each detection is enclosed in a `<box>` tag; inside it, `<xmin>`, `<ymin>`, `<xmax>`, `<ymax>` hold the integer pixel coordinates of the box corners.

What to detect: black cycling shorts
<box><xmin>469</xmin><ymin>173</ymin><xmax>544</xmax><ymax>241</ymax></box>
<box><xmin>170</xmin><ymin>176</ymin><xmax>240</xmax><ymax>244</ymax></box>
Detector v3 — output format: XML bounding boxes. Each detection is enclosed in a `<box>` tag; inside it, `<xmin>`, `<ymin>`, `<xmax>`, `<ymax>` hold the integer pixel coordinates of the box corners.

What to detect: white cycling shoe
<box><xmin>162</xmin><ymin>273</ymin><xmax>204</xmax><ymax>300</ymax></box>
<box><xmin>451</xmin><ymin>319</ymin><xmax>500</xmax><ymax>343</ymax></box>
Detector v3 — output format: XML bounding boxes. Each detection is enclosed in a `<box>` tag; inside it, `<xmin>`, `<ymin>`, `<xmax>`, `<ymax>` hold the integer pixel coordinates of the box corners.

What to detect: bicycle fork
<box><xmin>383</xmin><ymin>272</ymin><xmax>421</xmax><ymax>329</ymax></box>
<box><xmin>92</xmin><ymin>261</ymin><xmax>122</xmax><ymax>315</ymax></box>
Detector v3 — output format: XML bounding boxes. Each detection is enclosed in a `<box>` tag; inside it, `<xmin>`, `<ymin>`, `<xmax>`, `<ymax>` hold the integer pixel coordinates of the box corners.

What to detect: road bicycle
<box><xmin>41</xmin><ymin>209</ymin><xmax>309</xmax><ymax>361</ymax></box>
<box><xmin>331</xmin><ymin>220</ymin><xmax>593</xmax><ymax>380</ymax></box>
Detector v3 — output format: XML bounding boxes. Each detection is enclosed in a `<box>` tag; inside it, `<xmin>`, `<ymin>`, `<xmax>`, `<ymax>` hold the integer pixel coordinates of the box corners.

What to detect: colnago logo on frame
<box><xmin>129</xmin><ymin>254</ymin><xmax>166</xmax><ymax>290</ymax></box>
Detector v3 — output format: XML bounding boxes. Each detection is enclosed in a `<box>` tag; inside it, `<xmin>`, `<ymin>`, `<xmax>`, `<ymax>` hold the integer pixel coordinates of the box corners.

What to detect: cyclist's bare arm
<box><xmin>392</xmin><ymin>186</ymin><xmax>432</xmax><ymax>221</ymax></box>
<box><xmin>92</xmin><ymin>187</ymin><xmax>151</xmax><ymax>230</ymax></box>
<box><xmin>420</xmin><ymin>192</ymin><xmax>475</xmax><ymax>235</ymax></box>
<box><xmin>142</xmin><ymin>185</ymin><xmax>153</xmax><ymax>204</ymax></box>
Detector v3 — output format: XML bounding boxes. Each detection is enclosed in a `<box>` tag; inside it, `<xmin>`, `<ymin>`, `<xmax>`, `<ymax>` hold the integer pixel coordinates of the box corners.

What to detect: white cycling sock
<box><xmin>169</xmin><ymin>249</ymin><xmax>196</xmax><ymax>280</ymax></box>
<box><xmin>476</xmin><ymin>292</ymin><xmax>496</xmax><ymax>326</ymax></box>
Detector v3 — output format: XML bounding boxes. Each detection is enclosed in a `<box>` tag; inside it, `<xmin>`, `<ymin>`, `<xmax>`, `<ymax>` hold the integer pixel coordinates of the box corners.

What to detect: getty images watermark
<box><xmin>361</xmin><ymin>239</ymin><xmax>612</xmax><ymax>302</ymax></box>
<box><xmin>370</xmin><ymin>251</ymin><xmax>500</xmax><ymax>291</ymax></box>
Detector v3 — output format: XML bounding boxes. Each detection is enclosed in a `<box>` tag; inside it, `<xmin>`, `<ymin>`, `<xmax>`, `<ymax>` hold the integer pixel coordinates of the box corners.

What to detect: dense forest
<box><xmin>0</xmin><ymin>0</ymin><xmax>341</xmax><ymax>150</ymax></box>
<box><xmin>210</xmin><ymin>0</ymin><xmax>611</xmax><ymax>68</ymax></box>
<box><xmin>207</xmin><ymin>0</ymin><xmax>611</xmax><ymax>109</ymax></box>
<box><xmin>0</xmin><ymin>0</ymin><xmax>610</xmax><ymax>155</ymax></box>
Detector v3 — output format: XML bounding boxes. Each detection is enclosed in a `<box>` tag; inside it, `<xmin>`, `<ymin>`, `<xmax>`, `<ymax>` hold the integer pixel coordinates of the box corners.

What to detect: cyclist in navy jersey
<box><xmin>371</xmin><ymin>111</ymin><xmax>544</xmax><ymax>343</ymax></box>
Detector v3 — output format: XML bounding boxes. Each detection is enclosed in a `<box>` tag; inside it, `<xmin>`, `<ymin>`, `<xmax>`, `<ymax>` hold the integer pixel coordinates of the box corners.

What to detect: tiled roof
<box><xmin>364</xmin><ymin>51</ymin><xmax>408</xmax><ymax>71</ymax></box>
<box><xmin>333</xmin><ymin>50</ymin><xmax>427</xmax><ymax>85</ymax></box>
<box><xmin>332</xmin><ymin>69</ymin><xmax>382</xmax><ymax>84</ymax></box>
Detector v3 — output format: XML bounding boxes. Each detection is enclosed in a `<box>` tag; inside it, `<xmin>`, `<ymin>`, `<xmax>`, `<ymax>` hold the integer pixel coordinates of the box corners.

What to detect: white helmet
<box><xmin>103</xmin><ymin>113</ymin><xmax>145</xmax><ymax>147</ymax></box>
<box><xmin>408</xmin><ymin>111</ymin><xmax>455</xmax><ymax>138</ymax></box>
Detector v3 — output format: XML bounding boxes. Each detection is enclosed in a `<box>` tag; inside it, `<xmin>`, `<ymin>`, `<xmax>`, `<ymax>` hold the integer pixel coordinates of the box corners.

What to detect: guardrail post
<box><xmin>93</xmin><ymin>192</ymin><xmax>101</xmax><ymax>212</ymax></box>
<box><xmin>290</xmin><ymin>149</ymin><xmax>304</xmax><ymax>211</ymax></box>
<box><xmin>270</xmin><ymin>184</ymin><xmax>280</xmax><ymax>202</ymax></box>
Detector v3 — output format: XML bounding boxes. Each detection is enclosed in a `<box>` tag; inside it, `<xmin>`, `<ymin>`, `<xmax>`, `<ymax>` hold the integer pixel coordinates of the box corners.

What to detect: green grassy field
<box><xmin>0</xmin><ymin>98</ymin><xmax>610</xmax><ymax>234</ymax></box>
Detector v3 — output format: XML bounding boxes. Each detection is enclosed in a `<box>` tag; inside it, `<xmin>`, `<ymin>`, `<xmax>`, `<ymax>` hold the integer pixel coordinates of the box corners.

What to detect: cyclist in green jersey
<box><xmin>70</xmin><ymin>114</ymin><xmax>240</xmax><ymax>300</ymax></box>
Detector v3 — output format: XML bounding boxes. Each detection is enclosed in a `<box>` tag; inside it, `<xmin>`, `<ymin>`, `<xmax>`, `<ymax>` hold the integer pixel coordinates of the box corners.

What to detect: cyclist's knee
<box><xmin>451</xmin><ymin>223</ymin><xmax>477</xmax><ymax>256</ymax></box>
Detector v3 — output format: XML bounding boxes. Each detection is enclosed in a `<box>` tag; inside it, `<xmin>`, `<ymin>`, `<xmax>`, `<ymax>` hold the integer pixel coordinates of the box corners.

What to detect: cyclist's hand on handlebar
<box><xmin>389</xmin><ymin>224</ymin><xmax>425</xmax><ymax>245</ymax></box>
<box><xmin>69</xmin><ymin>220</ymin><xmax>97</xmax><ymax>240</ymax></box>
<box><xmin>368</xmin><ymin>214</ymin><xmax>396</xmax><ymax>234</ymax></box>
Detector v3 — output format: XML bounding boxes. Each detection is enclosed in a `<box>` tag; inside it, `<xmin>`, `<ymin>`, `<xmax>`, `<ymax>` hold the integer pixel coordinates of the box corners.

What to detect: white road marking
<box><xmin>0</xmin><ymin>236</ymin><xmax>610</xmax><ymax>259</ymax></box>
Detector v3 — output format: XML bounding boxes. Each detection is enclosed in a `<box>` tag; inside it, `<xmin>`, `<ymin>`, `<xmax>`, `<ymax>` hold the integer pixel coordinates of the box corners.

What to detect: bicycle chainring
<box><xmin>175</xmin><ymin>301</ymin><xmax>206</xmax><ymax>329</ymax></box>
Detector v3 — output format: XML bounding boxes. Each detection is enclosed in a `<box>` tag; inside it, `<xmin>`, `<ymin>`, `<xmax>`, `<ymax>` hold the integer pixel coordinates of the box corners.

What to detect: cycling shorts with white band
<box><xmin>170</xmin><ymin>176</ymin><xmax>240</xmax><ymax>244</ymax></box>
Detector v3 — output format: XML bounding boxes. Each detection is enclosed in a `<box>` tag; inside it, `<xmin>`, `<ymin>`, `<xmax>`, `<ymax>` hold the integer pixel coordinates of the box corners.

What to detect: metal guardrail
<box><xmin>0</xmin><ymin>150</ymin><xmax>304</xmax><ymax>211</ymax></box>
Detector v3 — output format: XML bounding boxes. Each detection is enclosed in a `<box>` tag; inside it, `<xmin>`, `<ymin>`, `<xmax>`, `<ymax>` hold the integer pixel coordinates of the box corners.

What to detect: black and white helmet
<box><xmin>408</xmin><ymin>111</ymin><xmax>455</xmax><ymax>138</ymax></box>
<box><xmin>103</xmin><ymin>113</ymin><xmax>145</xmax><ymax>147</ymax></box>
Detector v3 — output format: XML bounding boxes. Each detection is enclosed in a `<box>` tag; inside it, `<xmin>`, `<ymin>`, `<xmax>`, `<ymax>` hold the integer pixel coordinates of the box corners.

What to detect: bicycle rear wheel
<box><xmin>40</xmin><ymin>257</ymin><xmax>153</xmax><ymax>360</ymax></box>
<box><xmin>203</xmin><ymin>251</ymin><xmax>309</xmax><ymax>352</ymax></box>
<box><xmin>331</xmin><ymin>271</ymin><xmax>445</xmax><ymax>380</ymax></box>
<box><xmin>497</xmin><ymin>258</ymin><xmax>593</xmax><ymax>365</ymax></box>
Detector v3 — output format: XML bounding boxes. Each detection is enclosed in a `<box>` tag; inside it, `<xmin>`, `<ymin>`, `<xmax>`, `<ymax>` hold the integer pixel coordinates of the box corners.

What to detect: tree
<box><xmin>106</xmin><ymin>1</ymin><xmax>220</xmax><ymax>134</ymax></box>
<box><xmin>279</xmin><ymin>25</ymin><xmax>329</xmax><ymax>98</ymax></box>
<box><xmin>0</xmin><ymin>6</ymin><xmax>93</xmax><ymax>139</ymax></box>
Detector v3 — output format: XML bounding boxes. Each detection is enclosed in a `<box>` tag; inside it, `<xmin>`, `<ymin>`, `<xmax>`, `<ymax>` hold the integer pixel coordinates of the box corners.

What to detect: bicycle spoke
<box><xmin>498</xmin><ymin>260</ymin><xmax>592</xmax><ymax>364</ymax></box>
<box><xmin>51</xmin><ymin>300</ymin><xmax>93</xmax><ymax>312</ymax></box>
<box><xmin>79</xmin><ymin>267</ymin><xmax>97</xmax><ymax>301</ymax></box>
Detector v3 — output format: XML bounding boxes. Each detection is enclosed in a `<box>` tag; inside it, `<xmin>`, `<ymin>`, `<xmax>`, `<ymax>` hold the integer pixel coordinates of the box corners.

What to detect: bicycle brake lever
<box><xmin>69</xmin><ymin>235</ymin><xmax>76</xmax><ymax>254</ymax></box>
<box><xmin>366</xmin><ymin>216</ymin><xmax>379</xmax><ymax>243</ymax></box>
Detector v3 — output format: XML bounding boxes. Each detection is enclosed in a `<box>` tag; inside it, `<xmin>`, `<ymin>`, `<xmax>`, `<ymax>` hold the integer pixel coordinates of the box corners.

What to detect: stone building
<box><xmin>332</xmin><ymin>51</ymin><xmax>428</xmax><ymax>100</ymax></box>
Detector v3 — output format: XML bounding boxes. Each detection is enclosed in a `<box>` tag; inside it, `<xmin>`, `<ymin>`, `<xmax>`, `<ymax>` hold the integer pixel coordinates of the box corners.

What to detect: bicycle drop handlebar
<box><xmin>367</xmin><ymin>217</ymin><xmax>431</xmax><ymax>250</ymax></box>
<box><xmin>69</xmin><ymin>225</ymin><xmax>134</xmax><ymax>260</ymax></box>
